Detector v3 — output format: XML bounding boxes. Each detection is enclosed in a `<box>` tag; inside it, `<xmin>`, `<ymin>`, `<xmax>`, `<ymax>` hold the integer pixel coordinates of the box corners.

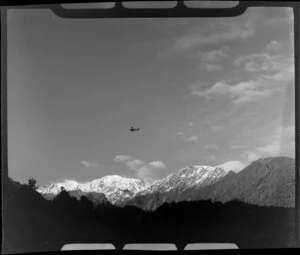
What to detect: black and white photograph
<box><xmin>2</xmin><ymin>1</ymin><xmax>298</xmax><ymax>252</ymax></box>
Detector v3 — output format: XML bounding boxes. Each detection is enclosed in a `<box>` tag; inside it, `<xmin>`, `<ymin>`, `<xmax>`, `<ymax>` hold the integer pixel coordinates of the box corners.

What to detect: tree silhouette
<box><xmin>3</xmin><ymin>177</ymin><xmax>297</xmax><ymax>253</ymax></box>
<box><xmin>27</xmin><ymin>177</ymin><xmax>37</xmax><ymax>191</ymax></box>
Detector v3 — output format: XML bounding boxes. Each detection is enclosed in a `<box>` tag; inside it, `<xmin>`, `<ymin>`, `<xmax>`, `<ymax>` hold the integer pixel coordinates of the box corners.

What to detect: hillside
<box><xmin>2</xmin><ymin>172</ymin><xmax>298</xmax><ymax>253</ymax></box>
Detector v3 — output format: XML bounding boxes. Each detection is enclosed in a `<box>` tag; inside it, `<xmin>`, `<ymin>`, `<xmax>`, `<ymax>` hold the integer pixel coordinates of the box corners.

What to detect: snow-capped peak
<box><xmin>141</xmin><ymin>165</ymin><xmax>227</xmax><ymax>195</ymax></box>
<box><xmin>37</xmin><ymin>179</ymin><xmax>81</xmax><ymax>195</ymax></box>
<box><xmin>37</xmin><ymin>165</ymin><xmax>229</xmax><ymax>208</ymax></box>
<box><xmin>37</xmin><ymin>175</ymin><xmax>147</xmax><ymax>205</ymax></box>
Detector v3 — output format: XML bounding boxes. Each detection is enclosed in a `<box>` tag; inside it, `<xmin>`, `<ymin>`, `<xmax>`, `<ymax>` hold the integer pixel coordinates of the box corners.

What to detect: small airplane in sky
<box><xmin>129</xmin><ymin>127</ymin><xmax>140</xmax><ymax>132</ymax></box>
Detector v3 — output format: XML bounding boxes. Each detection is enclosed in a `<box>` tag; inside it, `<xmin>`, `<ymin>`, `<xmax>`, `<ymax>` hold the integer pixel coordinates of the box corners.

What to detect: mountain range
<box><xmin>37</xmin><ymin>156</ymin><xmax>295</xmax><ymax>211</ymax></box>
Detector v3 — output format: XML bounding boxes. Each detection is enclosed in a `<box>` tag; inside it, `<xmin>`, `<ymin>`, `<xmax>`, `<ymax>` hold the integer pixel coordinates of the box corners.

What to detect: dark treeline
<box><xmin>2</xmin><ymin>177</ymin><xmax>297</xmax><ymax>253</ymax></box>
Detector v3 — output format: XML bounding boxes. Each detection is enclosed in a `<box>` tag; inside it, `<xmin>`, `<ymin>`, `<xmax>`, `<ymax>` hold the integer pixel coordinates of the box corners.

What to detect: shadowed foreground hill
<box><xmin>2</xmin><ymin>176</ymin><xmax>297</xmax><ymax>254</ymax></box>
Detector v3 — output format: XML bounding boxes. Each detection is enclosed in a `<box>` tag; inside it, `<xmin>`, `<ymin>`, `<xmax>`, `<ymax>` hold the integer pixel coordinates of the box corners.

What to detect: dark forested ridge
<box><xmin>2</xmin><ymin>175</ymin><xmax>298</xmax><ymax>254</ymax></box>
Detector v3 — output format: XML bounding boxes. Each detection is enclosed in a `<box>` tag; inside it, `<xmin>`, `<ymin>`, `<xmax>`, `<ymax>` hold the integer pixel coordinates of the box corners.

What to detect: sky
<box><xmin>7</xmin><ymin>6</ymin><xmax>295</xmax><ymax>186</ymax></box>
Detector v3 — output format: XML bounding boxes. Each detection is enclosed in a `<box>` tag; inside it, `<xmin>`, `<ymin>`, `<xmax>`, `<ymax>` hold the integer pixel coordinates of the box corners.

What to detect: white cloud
<box><xmin>263</xmin><ymin>64</ymin><xmax>294</xmax><ymax>83</ymax></box>
<box><xmin>172</xmin><ymin>18</ymin><xmax>255</xmax><ymax>52</ymax></box>
<box><xmin>235</xmin><ymin>40</ymin><xmax>292</xmax><ymax>74</ymax></box>
<box><xmin>204</xmin><ymin>144</ymin><xmax>219</xmax><ymax>150</ymax></box>
<box><xmin>159</xmin><ymin>10</ymin><xmax>259</xmax><ymax>58</ymax></box>
<box><xmin>190</xmin><ymin>81</ymin><xmax>229</xmax><ymax>99</ymax></box>
<box><xmin>187</xmin><ymin>136</ymin><xmax>199</xmax><ymax>142</ymax></box>
<box><xmin>216</xmin><ymin>160</ymin><xmax>245</xmax><ymax>173</ymax></box>
<box><xmin>190</xmin><ymin>70</ymin><xmax>291</xmax><ymax>105</ymax></box>
<box><xmin>126</xmin><ymin>159</ymin><xmax>145</xmax><ymax>171</ymax></box>
<box><xmin>232</xmin><ymin>88</ymin><xmax>278</xmax><ymax>104</ymax></box>
<box><xmin>148</xmin><ymin>161</ymin><xmax>166</xmax><ymax>169</ymax></box>
<box><xmin>189</xmin><ymin>38</ymin><xmax>293</xmax><ymax>106</ymax></box>
<box><xmin>114</xmin><ymin>155</ymin><xmax>167</xmax><ymax>184</ymax></box>
<box><xmin>114</xmin><ymin>154</ymin><xmax>132</xmax><ymax>162</ymax></box>
<box><xmin>80</xmin><ymin>160</ymin><xmax>98</xmax><ymax>168</ymax></box>
<box><xmin>188</xmin><ymin>122</ymin><xmax>195</xmax><ymax>127</ymax></box>
<box><xmin>136</xmin><ymin>165</ymin><xmax>157</xmax><ymax>184</ymax></box>
<box><xmin>197</xmin><ymin>46</ymin><xmax>230</xmax><ymax>71</ymax></box>
<box><xmin>198</xmin><ymin>46</ymin><xmax>229</xmax><ymax>63</ymax></box>
<box><xmin>137</xmin><ymin>161</ymin><xmax>167</xmax><ymax>184</ymax></box>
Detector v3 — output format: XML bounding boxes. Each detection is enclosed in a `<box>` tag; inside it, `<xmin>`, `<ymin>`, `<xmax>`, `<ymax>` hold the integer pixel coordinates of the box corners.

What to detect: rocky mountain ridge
<box><xmin>37</xmin><ymin>157</ymin><xmax>295</xmax><ymax>210</ymax></box>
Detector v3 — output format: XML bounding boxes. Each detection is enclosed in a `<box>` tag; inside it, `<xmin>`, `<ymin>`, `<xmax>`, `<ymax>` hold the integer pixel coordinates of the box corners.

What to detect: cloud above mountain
<box><xmin>114</xmin><ymin>155</ymin><xmax>167</xmax><ymax>184</ymax></box>
<box><xmin>114</xmin><ymin>155</ymin><xmax>132</xmax><ymax>163</ymax></box>
<box><xmin>148</xmin><ymin>161</ymin><xmax>166</xmax><ymax>169</ymax></box>
<box><xmin>126</xmin><ymin>159</ymin><xmax>145</xmax><ymax>171</ymax></box>
<box><xmin>216</xmin><ymin>160</ymin><xmax>245</xmax><ymax>173</ymax></box>
<box><xmin>80</xmin><ymin>160</ymin><xmax>98</xmax><ymax>168</ymax></box>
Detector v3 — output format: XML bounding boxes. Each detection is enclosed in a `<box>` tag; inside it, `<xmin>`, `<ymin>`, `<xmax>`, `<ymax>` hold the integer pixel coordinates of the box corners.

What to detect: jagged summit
<box><xmin>37</xmin><ymin>175</ymin><xmax>147</xmax><ymax>205</ymax></box>
<box><xmin>128</xmin><ymin>165</ymin><xmax>229</xmax><ymax>210</ymax></box>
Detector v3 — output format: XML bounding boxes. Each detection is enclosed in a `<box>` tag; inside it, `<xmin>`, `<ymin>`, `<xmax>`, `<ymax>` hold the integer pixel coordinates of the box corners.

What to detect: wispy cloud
<box><xmin>126</xmin><ymin>159</ymin><xmax>145</xmax><ymax>171</ymax></box>
<box><xmin>234</xmin><ymin>40</ymin><xmax>292</xmax><ymax>74</ymax></box>
<box><xmin>176</xmin><ymin>132</ymin><xmax>199</xmax><ymax>143</ymax></box>
<box><xmin>190</xmin><ymin>39</ymin><xmax>293</xmax><ymax>105</ymax></box>
<box><xmin>197</xmin><ymin>47</ymin><xmax>230</xmax><ymax>72</ymax></box>
<box><xmin>190</xmin><ymin>73</ymin><xmax>289</xmax><ymax>105</ymax></box>
<box><xmin>114</xmin><ymin>154</ymin><xmax>132</xmax><ymax>162</ymax></box>
<box><xmin>158</xmin><ymin>10</ymin><xmax>261</xmax><ymax>59</ymax></box>
<box><xmin>148</xmin><ymin>161</ymin><xmax>166</xmax><ymax>169</ymax></box>
<box><xmin>80</xmin><ymin>160</ymin><xmax>98</xmax><ymax>168</ymax></box>
<box><xmin>172</xmin><ymin>19</ymin><xmax>255</xmax><ymax>52</ymax></box>
<box><xmin>198</xmin><ymin>46</ymin><xmax>230</xmax><ymax>63</ymax></box>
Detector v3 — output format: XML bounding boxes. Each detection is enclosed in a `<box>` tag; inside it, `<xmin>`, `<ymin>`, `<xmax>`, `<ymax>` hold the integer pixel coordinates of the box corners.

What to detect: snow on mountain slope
<box><xmin>37</xmin><ymin>157</ymin><xmax>295</xmax><ymax>210</ymax></box>
<box><xmin>140</xmin><ymin>165</ymin><xmax>226</xmax><ymax>194</ymax></box>
<box><xmin>37</xmin><ymin>175</ymin><xmax>147</xmax><ymax>205</ymax></box>
<box><xmin>37</xmin><ymin>166</ymin><xmax>228</xmax><ymax>209</ymax></box>
<box><xmin>127</xmin><ymin>165</ymin><xmax>229</xmax><ymax>210</ymax></box>
<box><xmin>37</xmin><ymin>180</ymin><xmax>80</xmax><ymax>195</ymax></box>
